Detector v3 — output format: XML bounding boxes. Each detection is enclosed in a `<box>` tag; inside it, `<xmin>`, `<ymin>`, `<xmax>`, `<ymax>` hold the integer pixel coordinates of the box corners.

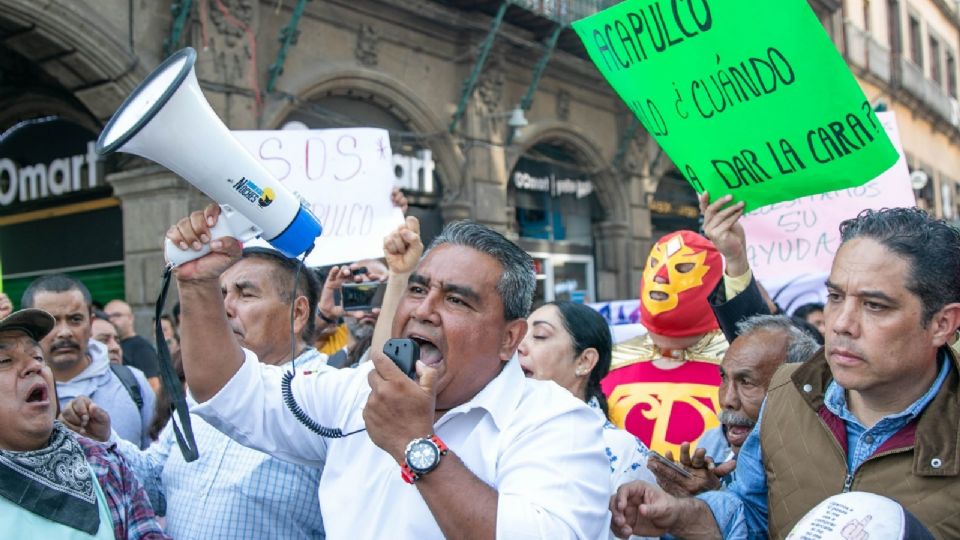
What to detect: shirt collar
<box><xmin>436</xmin><ymin>354</ymin><xmax>525</xmax><ymax>432</ymax></box>
<box><xmin>281</xmin><ymin>346</ymin><xmax>325</xmax><ymax>368</ymax></box>
<box><xmin>825</xmin><ymin>350</ymin><xmax>952</xmax><ymax>424</ymax></box>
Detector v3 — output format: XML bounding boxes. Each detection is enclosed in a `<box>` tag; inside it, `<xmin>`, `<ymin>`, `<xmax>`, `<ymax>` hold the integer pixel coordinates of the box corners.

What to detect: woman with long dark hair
<box><xmin>518</xmin><ymin>301</ymin><xmax>656</xmax><ymax>539</ymax></box>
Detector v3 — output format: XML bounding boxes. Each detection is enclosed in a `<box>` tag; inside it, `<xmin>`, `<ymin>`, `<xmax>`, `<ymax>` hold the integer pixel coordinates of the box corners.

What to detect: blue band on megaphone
<box><xmin>267</xmin><ymin>206</ymin><xmax>322</xmax><ymax>258</ymax></box>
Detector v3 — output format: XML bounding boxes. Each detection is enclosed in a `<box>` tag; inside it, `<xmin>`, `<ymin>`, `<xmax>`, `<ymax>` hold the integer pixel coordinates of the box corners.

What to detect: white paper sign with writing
<box><xmin>740</xmin><ymin>112</ymin><xmax>916</xmax><ymax>311</ymax></box>
<box><xmin>231</xmin><ymin>128</ymin><xmax>404</xmax><ymax>266</ymax></box>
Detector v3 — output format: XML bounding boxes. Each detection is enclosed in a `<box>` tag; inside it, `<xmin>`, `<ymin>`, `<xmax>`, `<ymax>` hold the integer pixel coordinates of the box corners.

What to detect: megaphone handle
<box><xmin>164</xmin><ymin>205</ymin><xmax>261</xmax><ymax>266</ymax></box>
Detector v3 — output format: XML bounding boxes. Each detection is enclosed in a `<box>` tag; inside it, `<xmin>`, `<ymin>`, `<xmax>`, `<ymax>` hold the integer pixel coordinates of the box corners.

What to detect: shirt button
<box><xmin>802</xmin><ymin>384</ymin><xmax>813</xmax><ymax>393</ymax></box>
<box><xmin>863</xmin><ymin>434</ymin><xmax>874</xmax><ymax>444</ymax></box>
<box><xmin>931</xmin><ymin>458</ymin><xmax>943</xmax><ymax>469</ymax></box>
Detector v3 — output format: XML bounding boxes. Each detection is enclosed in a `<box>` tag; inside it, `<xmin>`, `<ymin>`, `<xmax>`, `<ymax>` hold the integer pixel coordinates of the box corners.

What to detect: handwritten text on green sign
<box><xmin>573</xmin><ymin>0</ymin><xmax>898</xmax><ymax>211</ymax></box>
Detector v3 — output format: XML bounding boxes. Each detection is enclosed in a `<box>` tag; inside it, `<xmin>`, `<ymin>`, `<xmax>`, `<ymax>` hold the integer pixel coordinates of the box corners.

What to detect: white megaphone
<box><xmin>96</xmin><ymin>47</ymin><xmax>321</xmax><ymax>266</ymax></box>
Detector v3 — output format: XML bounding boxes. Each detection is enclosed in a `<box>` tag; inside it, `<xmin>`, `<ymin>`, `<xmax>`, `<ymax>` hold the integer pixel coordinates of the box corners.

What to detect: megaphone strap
<box><xmin>155</xmin><ymin>266</ymin><xmax>200</xmax><ymax>462</ymax></box>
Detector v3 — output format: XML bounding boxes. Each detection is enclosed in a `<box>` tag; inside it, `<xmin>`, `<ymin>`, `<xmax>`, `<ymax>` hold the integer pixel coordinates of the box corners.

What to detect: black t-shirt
<box><xmin>120</xmin><ymin>335</ymin><xmax>160</xmax><ymax>378</ymax></box>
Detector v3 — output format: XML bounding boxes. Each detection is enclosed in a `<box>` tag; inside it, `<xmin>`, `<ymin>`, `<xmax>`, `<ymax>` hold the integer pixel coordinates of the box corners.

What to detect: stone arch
<box><xmin>262</xmin><ymin>68</ymin><xmax>462</xmax><ymax>201</ymax></box>
<box><xmin>0</xmin><ymin>0</ymin><xmax>146</xmax><ymax>122</ymax></box>
<box><xmin>510</xmin><ymin>120</ymin><xmax>628</xmax><ymax>224</ymax></box>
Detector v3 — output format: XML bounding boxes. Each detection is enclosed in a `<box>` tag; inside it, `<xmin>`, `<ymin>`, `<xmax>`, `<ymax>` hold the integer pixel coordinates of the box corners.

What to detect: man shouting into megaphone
<box><xmin>168</xmin><ymin>204</ymin><xmax>611</xmax><ymax>539</ymax></box>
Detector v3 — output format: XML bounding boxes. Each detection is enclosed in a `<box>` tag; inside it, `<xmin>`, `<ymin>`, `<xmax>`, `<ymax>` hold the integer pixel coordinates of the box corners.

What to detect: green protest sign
<box><xmin>572</xmin><ymin>0</ymin><xmax>899</xmax><ymax>211</ymax></box>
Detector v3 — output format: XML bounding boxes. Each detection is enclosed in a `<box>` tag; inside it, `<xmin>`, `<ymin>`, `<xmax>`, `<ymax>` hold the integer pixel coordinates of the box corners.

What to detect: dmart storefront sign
<box><xmin>572</xmin><ymin>0</ymin><xmax>899</xmax><ymax>211</ymax></box>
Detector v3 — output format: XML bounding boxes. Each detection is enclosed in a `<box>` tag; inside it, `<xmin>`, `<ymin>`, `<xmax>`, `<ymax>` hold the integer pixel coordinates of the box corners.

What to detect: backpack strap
<box><xmin>109</xmin><ymin>363</ymin><xmax>144</xmax><ymax>412</ymax></box>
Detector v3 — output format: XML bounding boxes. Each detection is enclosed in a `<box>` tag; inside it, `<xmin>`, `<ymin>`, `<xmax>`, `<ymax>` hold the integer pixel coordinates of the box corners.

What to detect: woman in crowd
<box><xmin>517</xmin><ymin>300</ymin><xmax>656</xmax><ymax>539</ymax></box>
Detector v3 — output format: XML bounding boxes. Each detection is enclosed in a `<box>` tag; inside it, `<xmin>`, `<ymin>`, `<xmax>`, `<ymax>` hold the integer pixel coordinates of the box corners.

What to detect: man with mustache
<box><xmin>0</xmin><ymin>308</ymin><xmax>168</xmax><ymax>539</ymax></box>
<box><xmin>610</xmin><ymin>207</ymin><xmax>960</xmax><ymax>539</ymax></box>
<box><xmin>168</xmin><ymin>208</ymin><xmax>610</xmax><ymax>538</ymax></box>
<box><xmin>21</xmin><ymin>274</ymin><xmax>156</xmax><ymax>448</ymax></box>
<box><xmin>648</xmin><ymin>315</ymin><xmax>818</xmax><ymax>496</ymax></box>
<box><xmin>61</xmin><ymin>247</ymin><xmax>327</xmax><ymax>539</ymax></box>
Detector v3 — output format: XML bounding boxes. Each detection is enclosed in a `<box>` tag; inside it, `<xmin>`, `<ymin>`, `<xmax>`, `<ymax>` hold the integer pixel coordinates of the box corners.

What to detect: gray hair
<box><xmin>735</xmin><ymin>314</ymin><xmax>819</xmax><ymax>364</ymax></box>
<box><xmin>425</xmin><ymin>221</ymin><xmax>535</xmax><ymax>321</ymax></box>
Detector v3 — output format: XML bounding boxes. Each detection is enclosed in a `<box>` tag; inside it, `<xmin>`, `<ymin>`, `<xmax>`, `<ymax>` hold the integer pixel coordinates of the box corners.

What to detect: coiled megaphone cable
<box><xmin>281</xmin><ymin>248</ymin><xmax>366</xmax><ymax>439</ymax></box>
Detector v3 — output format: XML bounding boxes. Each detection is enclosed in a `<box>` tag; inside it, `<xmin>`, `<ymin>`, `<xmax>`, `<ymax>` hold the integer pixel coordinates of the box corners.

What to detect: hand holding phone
<box><xmin>648</xmin><ymin>450</ymin><xmax>693</xmax><ymax>478</ymax></box>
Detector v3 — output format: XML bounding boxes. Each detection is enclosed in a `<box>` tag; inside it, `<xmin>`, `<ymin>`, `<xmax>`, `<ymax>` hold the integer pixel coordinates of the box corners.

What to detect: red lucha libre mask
<box><xmin>640</xmin><ymin>230</ymin><xmax>722</xmax><ymax>337</ymax></box>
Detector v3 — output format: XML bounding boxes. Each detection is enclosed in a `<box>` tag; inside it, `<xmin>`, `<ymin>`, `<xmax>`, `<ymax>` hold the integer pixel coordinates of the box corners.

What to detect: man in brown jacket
<box><xmin>608</xmin><ymin>207</ymin><xmax>960</xmax><ymax>539</ymax></box>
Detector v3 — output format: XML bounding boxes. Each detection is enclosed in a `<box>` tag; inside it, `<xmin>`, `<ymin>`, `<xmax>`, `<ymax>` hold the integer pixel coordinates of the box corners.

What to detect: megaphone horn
<box><xmin>96</xmin><ymin>47</ymin><xmax>321</xmax><ymax>266</ymax></box>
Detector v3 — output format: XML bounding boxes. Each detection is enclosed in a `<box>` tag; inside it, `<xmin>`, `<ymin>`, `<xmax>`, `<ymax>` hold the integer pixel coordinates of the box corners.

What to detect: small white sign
<box><xmin>232</xmin><ymin>128</ymin><xmax>404</xmax><ymax>266</ymax></box>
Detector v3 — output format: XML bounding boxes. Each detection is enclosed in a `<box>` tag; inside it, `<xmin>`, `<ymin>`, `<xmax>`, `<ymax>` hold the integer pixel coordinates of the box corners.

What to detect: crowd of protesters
<box><xmin>2</xmin><ymin>186</ymin><xmax>958</xmax><ymax>539</ymax></box>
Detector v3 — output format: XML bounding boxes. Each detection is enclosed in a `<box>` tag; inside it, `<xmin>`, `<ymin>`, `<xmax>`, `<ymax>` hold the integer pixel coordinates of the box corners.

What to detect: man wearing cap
<box><xmin>609</xmin><ymin>208</ymin><xmax>960</xmax><ymax>539</ymax></box>
<box><xmin>0</xmin><ymin>308</ymin><xmax>168</xmax><ymax>539</ymax></box>
<box><xmin>61</xmin><ymin>247</ymin><xmax>327</xmax><ymax>539</ymax></box>
<box><xmin>21</xmin><ymin>274</ymin><xmax>156</xmax><ymax>449</ymax></box>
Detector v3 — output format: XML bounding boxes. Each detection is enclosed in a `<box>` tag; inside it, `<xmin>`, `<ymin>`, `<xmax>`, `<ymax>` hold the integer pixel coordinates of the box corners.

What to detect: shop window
<box><xmin>510</xmin><ymin>144</ymin><xmax>599</xmax><ymax>245</ymax></box>
<box><xmin>529</xmin><ymin>253</ymin><xmax>596</xmax><ymax>306</ymax></box>
<box><xmin>649</xmin><ymin>171</ymin><xmax>701</xmax><ymax>237</ymax></box>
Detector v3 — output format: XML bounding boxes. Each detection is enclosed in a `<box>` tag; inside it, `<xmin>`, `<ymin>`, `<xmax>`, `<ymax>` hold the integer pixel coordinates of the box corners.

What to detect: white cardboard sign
<box><xmin>232</xmin><ymin>128</ymin><xmax>404</xmax><ymax>266</ymax></box>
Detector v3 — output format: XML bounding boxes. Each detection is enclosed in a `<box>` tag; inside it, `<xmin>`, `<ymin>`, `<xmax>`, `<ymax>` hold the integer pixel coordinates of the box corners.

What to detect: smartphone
<box><xmin>383</xmin><ymin>338</ymin><xmax>419</xmax><ymax>378</ymax></box>
<box><xmin>340</xmin><ymin>281</ymin><xmax>387</xmax><ymax>311</ymax></box>
<box><xmin>648</xmin><ymin>451</ymin><xmax>693</xmax><ymax>478</ymax></box>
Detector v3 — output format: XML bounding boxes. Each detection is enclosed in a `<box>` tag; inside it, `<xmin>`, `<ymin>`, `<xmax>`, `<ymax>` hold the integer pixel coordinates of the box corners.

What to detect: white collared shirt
<box><xmin>194</xmin><ymin>350</ymin><xmax>610</xmax><ymax>539</ymax></box>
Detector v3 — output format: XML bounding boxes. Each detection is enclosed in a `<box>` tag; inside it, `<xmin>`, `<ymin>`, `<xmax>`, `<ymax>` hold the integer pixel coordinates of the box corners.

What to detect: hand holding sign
<box><xmin>699</xmin><ymin>192</ymin><xmax>748</xmax><ymax>278</ymax></box>
<box><xmin>573</xmin><ymin>0</ymin><xmax>898</xmax><ymax>212</ymax></box>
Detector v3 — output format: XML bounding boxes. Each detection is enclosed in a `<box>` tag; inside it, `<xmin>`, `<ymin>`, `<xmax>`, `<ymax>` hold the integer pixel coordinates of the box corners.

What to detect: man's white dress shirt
<box><xmin>194</xmin><ymin>349</ymin><xmax>611</xmax><ymax>539</ymax></box>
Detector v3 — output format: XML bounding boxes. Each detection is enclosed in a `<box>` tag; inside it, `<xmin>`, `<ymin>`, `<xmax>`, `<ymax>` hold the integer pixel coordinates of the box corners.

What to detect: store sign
<box><xmin>0</xmin><ymin>117</ymin><xmax>102</xmax><ymax>209</ymax></box>
<box><xmin>0</xmin><ymin>141</ymin><xmax>99</xmax><ymax>205</ymax></box>
<box><xmin>513</xmin><ymin>171</ymin><xmax>593</xmax><ymax>199</ymax></box>
<box><xmin>393</xmin><ymin>149</ymin><xmax>436</xmax><ymax>194</ymax></box>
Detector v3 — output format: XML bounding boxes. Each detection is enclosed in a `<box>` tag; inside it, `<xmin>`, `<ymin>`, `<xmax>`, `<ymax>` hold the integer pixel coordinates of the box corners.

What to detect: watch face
<box><xmin>407</xmin><ymin>440</ymin><xmax>439</xmax><ymax>473</ymax></box>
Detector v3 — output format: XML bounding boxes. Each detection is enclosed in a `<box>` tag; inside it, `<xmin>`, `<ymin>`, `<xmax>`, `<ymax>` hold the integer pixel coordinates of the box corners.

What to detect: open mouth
<box><xmin>648</xmin><ymin>291</ymin><xmax>669</xmax><ymax>301</ymax></box>
<box><xmin>408</xmin><ymin>334</ymin><xmax>443</xmax><ymax>367</ymax></box>
<box><xmin>25</xmin><ymin>383</ymin><xmax>49</xmax><ymax>404</ymax></box>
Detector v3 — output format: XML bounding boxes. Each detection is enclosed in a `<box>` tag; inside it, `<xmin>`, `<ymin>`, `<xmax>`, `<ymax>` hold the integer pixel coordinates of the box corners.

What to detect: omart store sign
<box><xmin>0</xmin><ymin>117</ymin><xmax>105</xmax><ymax>211</ymax></box>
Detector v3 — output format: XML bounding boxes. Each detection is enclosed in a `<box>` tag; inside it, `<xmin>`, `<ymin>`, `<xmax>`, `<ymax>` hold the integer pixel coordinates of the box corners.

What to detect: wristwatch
<box><xmin>401</xmin><ymin>434</ymin><xmax>448</xmax><ymax>484</ymax></box>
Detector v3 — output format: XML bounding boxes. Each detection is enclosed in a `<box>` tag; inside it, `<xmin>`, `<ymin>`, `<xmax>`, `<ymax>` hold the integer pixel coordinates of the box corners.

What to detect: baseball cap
<box><xmin>788</xmin><ymin>491</ymin><xmax>934</xmax><ymax>540</ymax></box>
<box><xmin>0</xmin><ymin>309</ymin><xmax>56</xmax><ymax>341</ymax></box>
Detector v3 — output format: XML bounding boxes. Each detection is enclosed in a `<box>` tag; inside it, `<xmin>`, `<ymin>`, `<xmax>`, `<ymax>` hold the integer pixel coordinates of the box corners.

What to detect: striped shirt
<box><xmin>115</xmin><ymin>349</ymin><xmax>326</xmax><ymax>539</ymax></box>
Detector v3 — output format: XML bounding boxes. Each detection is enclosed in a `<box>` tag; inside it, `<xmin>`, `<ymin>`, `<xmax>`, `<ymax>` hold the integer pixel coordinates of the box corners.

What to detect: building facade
<box><xmin>0</xmin><ymin>0</ymin><xmax>876</xmax><ymax>333</ymax></box>
<box><xmin>841</xmin><ymin>0</ymin><xmax>960</xmax><ymax>217</ymax></box>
